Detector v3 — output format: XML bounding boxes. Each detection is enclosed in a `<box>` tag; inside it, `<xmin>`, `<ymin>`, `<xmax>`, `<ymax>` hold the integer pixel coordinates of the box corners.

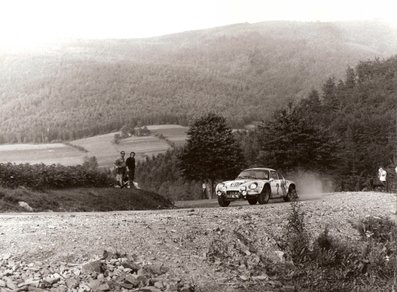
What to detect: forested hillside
<box><xmin>136</xmin><ymin>55</ymin><xmax>397</xmax><ymax>199</ymax></box>
<box><xmin>0</xmin><ymin>21</ymin><xmax>396</xmax><ymax>143</ymax></box>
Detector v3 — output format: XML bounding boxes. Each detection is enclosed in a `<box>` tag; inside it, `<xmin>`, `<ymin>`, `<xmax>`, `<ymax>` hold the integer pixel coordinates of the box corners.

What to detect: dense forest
<box><xmin>0</xmin><ymin>21</ymin><xmax>396</xmax><ymax>143</ymax></box>
<box><xmin>136</xmin><ymin>56</ymin><xmax>397</xmax><ymax>199</ymax></box>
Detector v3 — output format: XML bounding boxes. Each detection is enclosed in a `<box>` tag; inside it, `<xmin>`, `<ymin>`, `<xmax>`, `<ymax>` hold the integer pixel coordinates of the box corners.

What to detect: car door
<box><xmin>269</xmin><ymin>170</ymin><xmax>282</xmax><ymax>197</ymax></box>
<box><xmin>278</xmin><ymin>172</ymin><xmax>288</xmax><ymax>196</ymax></box>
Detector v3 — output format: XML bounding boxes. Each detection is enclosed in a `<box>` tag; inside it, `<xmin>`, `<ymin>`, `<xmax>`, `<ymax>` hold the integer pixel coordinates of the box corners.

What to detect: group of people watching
<box><xmin>114</xmin><ymin>151</ymin><xmax>136</xmax><ymax>188</ymax></box>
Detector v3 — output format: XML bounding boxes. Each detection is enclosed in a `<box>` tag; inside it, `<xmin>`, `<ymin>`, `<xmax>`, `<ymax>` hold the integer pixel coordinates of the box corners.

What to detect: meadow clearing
<box><xmin>0</xmin><ymin>125</ymin><xmax>188</xmax><ymax>168</ymax></box>
<box><xmin>0</xmin><ymin>143</ymin><xmax>84</xmax><ymax>166</ymax></box>
<box><xmin>148</xmin><ymin>124</ymin><xmax>188</xmax><ymax>147</ymax></box>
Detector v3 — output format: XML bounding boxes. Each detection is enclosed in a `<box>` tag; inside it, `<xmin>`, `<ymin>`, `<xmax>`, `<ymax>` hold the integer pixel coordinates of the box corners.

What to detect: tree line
<box><xmin>136</xmin><ymin>56</ymin><xmax>397</xmax><ymax>200</ymax></box>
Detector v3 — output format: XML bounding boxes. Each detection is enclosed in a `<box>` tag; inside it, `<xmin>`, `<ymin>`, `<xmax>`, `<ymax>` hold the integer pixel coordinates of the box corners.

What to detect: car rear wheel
<box><xmin>247</xmin><ymin>197</ymin><xmax>257</xmax><ymax>205</ymax></box>
<box><xmin>218</xmin><ymin>195</ymin><xmax>231</xmax><ymax>207</ymax></box>
<box><xmin>258</xmin><ymin>186</ymin><xmax>270</xmax><ymax>204</ymax></box>
<box><xmin>284</xmin><ymin>186</ymin><xmax>298</xmax><ymax>202</ymax></box>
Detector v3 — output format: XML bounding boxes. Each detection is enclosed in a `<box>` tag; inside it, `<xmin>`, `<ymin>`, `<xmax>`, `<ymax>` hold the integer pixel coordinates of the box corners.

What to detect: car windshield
<box><xmin>237</xmin><ymin>169</ymin><xmax>269</xmax><ymax>180</ymax></box>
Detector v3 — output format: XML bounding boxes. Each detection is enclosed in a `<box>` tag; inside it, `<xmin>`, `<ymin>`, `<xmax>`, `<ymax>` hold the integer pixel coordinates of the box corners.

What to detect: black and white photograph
<box><xmin>0</xmin><ymin>0</ymin><xmax>396</xmax><ymax>291</ymax></box>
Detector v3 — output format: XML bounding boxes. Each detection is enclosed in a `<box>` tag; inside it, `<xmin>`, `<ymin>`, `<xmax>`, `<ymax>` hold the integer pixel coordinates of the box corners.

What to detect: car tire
<box><xmin>247</xmin><ymin>197</ymin><xmax>257</xmax><ymax>205</ymax></box>
<box><xmin>258</xmin><ymin>185</ymin><xmax>270</xmax><ymax>204</ymax></box>
<box><xmin>284</xmin><ymin>186</ymin><xmax>298</xmax><ymax>202</ymax></box>
<box><xmin>218</xmin><ymin>196</ymin><xmax>231</xmax><ymax>207</ymax></box>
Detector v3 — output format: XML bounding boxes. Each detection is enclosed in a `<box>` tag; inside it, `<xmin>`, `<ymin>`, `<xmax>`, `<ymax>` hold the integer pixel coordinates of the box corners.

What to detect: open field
<box><xmin>0</xmin><ymin>192</ymin><xmax>395</xmax><ymax>291</ymax></box>
<box><xmin>0</xmin><ymin>125</ymin><xmax>188</xmax><ymax>168</ymax></box>
<box><xmin>148</xmin><ymin>124</ymin><xmax>188</xmax><ymax>147</ymax></box>
<box><xmin>0</xmin><ymin>143</ymin><xmax>84</xmax><ymax>166</ymax></box>
<box><xmin>71</xmin><ymin>132</ymin><xmax>171</xmax><ymax>168</ymax></box>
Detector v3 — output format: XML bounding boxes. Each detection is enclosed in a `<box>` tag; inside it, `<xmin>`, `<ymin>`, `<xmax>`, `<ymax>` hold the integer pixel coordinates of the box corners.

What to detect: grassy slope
<box><xmin>0</xmin><ymin>124</ymin><xmax>187</xmax><ymax>168</ymax></box>
<box><xmin>0</xmin><ymin>187</ymin><xmax>173</xmax><ymax>212</ymax></box>
<box><xmin>71</xmin><ymin>132</ymin><xmax>170</xmax><ymax>168</ymax></box>
<box><xmin>0</xmin><ymin>143</ymin><xmax>84</xmax><ymax>165</ymax></box>
<box><xmin>71</xmin><ymin>125</ymin><xmax>187</xmax><ymax>167</ymax></box>
<box><xmin>148</xmin><ymin>125</ymin><xmax>188</xmax><ymax>147</ymax></box>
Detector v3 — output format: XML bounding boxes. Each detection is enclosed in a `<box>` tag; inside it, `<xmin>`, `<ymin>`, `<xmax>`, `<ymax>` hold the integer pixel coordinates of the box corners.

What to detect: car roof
<box><xmin>243</xmin><ymin>168</ymin><xmax>276</xmax><ymax>172</ymax></box>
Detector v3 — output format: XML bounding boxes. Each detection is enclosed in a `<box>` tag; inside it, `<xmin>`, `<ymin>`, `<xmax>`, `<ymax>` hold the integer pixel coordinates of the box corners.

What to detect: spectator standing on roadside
<box><xmin>114</xmin><ymin>151</ymin><xmax>127</xmax><ymax>188</ymax></box>
<box><xmin>202</xmin><ymin>183</ymin><xmax>207</xmax><ymax>199</ymax></box>
<box><xmin>126</xmin><ymin>152</ymin><xmax>136</xmax><ymax>188</ymax></box>
<box><xmin>378</xmin><ymin>167</ymin><xmax>387</xmax><ymax>191</ymax></box>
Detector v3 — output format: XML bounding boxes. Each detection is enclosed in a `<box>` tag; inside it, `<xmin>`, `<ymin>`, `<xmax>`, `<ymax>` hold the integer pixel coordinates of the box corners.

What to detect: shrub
<box><xmin>284</xmin><ymin>201</ymin><xmax>310</xmax><ymax>263</ymax></box>
<box><xmin>82</xmin><ymin>156</ymin><xmax>99</xmax><ymax>170</ymax></box>
<box><xmin>113</xmin><ymin>133</ymin><xmax>121</xmax><ymax>144</ymax></box>
<box><xmin>0</xmin><ymin>162</ymin><xmax>114</xmax><ymax>189</ymax></box>
<box><xmin>316</xmin><ymin>225</ymin><xmax>333</xmax><ymax>250</ymax></box>
<box><xmin>355</xmin><ymin>216</ymin><xmax>396</xmax><ymax>243</ymax></box>
<box><xmin>282</xmin><ymin>208</ymin><xmax>397</xmax><ymax>291</ymax></box>
<box><xmin>355</xmin><ymin>216</ymin><xmax>397</xmax><ymax>284</ymax></box>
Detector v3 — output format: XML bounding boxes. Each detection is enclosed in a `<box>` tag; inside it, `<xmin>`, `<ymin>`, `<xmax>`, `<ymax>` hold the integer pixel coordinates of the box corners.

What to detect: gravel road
<box><xmin>0</xmin><ymin>192</ymin><xmax>396</xmax><ymax>291</ymax></box>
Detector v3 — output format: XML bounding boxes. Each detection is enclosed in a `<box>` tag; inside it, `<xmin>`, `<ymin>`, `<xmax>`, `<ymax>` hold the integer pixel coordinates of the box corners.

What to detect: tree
<box><xmin>120</xmin><ymin>124</ymin><xmax>131</xmax><ymax>138</ymax></box>
<box><xmin>82</xmin><ymin>156</ymin><xmax>99</xmax><ymax>170</ymax></box>
<box><xmin>296</xmin><ymin>89</ymin><xmax>322</xmax><ymax>124</ymax></box>
<box><xmin>322</xmin><ymin>77</ymin><xmax>338</xmax><ymax>111</ymax></box>
<box><xmin>178</xmin><ymin>113</ymin><xmax>245</xmax><ymax>198</ymax></box>
<box><xmin>344</xmin><ymin>66</ymin><xmax>356</xmax><ymax>89</ymax></box>
<box><xmin>257</xmin><ymin>103</ymin><xmax>339</xmax><ymax>172</ymax></box>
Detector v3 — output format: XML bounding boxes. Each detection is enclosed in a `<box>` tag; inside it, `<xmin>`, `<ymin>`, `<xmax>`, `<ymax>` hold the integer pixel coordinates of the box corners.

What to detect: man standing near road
<box><xmin>114</xmin><ymin>151</ymin><xmax>127</xmax><ymax>188</ymax></box>
<box><xmin>126</xmin><ymin>152</ymin><xmax>136</xmax><ymax>188</ymax></box>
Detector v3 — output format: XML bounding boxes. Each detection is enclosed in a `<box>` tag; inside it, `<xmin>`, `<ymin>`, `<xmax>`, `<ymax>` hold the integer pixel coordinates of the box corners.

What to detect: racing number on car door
<box><xmin>277</xmin><ymin>173</ymin><xmax>287</xmax><ymax>196</ymax></box>
<box><xmin>269</xmin><ymin>171</ymin><xmax>280</xmax><ymax>196</ymax></box>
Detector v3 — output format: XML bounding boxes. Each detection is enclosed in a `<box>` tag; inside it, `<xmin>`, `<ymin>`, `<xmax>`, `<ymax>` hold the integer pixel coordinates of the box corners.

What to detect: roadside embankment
<box><xmin>0</xmin><ymin>187</ymin><xmax>173</xmax><ymax>212</ymax></box>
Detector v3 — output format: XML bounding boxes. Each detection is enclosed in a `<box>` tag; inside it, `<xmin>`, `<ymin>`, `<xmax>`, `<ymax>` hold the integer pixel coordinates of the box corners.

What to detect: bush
<box><xmin>284</xmin><ymin>201</ymin><xmax>310</xmax><ymax>263</ymax></box>
<box><xmin>295</xmin><ymin>217</ymin><xmax>396</xmax><ymax>291</ymax></box>
<box><xmin>355</xmin><ymin>216</ymin><xmax>396</xmax><ymax>243</ymax></box>
<box><xmin>113</xmin><ymin>133</ymin><xmax>121</xmax><ymax>144</ymax></box>
<box><xmin>281</xmin><ymin>203</ymin><xmax>397</xmax><ymax>291</ymax></box>
<box><xmin>0</xmin><ymin>162</ymin><xmax>114</xmax><ymax>189</ymax></box>
<box><xmin>310</xmin><ymin>226</ymin><xmax>353</xmax><ymax>268</ymax></box>
<box><xmin>82</xmin><ymin>156</ymin><xmax>99</xmax><ymax>171</ymax></box>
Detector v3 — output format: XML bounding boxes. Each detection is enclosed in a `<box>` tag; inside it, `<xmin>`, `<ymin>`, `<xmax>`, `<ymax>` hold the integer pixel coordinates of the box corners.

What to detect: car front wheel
<box><xmin>247</xmin><ymin>197</ymin><xmax>257</xmax><ymax>205</ymax></box>
<box><xmin>218</xmin><ymin>195</ymin><xmax>231</xmax><ymax>207</ymax></box>
<box><xmin>258</xmin><ymin>186</ymin><xmax>270</xmax><ymax>204</ymax></box>
<box><xmin>284</xmin><ymin>186</ymin><xmax>298</xmax><ymax>202</ymax></box>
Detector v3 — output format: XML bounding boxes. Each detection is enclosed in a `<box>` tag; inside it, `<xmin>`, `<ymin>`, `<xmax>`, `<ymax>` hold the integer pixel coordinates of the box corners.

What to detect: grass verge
<box><xmin>281</xmin><ymin>201</ymin><xmax>397</xmax><ymax>291</ymax></box>
<box><xmin>0</xmin><ymin>187</ymin><xmax>173</xmax><ymax>212</ymax></box>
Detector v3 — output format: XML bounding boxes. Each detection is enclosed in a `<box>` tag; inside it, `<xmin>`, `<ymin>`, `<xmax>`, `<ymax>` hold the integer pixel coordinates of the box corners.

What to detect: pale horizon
<box><xmin>0</xmin><ymin>0</ymin><xmax>396</xmax><ymax>52</ymax></box>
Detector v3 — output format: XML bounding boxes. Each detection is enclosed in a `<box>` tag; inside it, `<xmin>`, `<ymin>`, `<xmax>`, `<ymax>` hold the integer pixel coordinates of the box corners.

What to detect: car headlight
<box><xmin>217</xmin><ymin>183</ymin><xmax>227</xmax><ymax>193</ymax></box>
<box><xmin>249</xmin><ymin>183</ymin><xmax>258</xmax><ymax>190</ymax></box>
<box><xmin>240</xmin><ymin>186</ymin><xmax>247</xmax><ymax>191</ymax></box>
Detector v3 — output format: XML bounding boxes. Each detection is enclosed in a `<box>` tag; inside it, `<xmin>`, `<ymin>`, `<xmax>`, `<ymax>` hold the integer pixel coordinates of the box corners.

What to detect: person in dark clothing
<box><xmin>126</xmin><ymin>152</ymin><xmax>136</xmax><ymax>188</ymax></box>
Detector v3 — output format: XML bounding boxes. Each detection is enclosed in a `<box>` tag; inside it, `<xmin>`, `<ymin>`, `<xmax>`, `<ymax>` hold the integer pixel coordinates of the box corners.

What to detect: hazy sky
<box><xmin>0</xmin><ymin>0</ymin><xmax>395</xmax><ymax>50</ymax></box>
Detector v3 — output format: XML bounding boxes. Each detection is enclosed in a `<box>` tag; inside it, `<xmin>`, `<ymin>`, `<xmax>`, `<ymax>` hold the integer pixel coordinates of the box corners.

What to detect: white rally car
<box><xmin>215</xmin><ymin>168</ymin><xmax>297</xmax><ymax>207</ymax></box>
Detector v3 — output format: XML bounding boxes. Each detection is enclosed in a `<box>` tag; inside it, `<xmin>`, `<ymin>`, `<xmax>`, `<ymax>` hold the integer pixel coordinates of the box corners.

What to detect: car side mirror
<box><xmin>269</xmin><ymin>178</ymin><xmax>274</xmax><ymax>182</ymax></box>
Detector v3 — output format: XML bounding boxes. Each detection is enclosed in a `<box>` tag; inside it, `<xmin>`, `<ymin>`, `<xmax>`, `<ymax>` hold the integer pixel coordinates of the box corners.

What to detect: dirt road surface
<box><xmin>174</xmin><ymin>193</ymin><xmax>324</xmax><ymax>209</ymax></box>
<box><xmin>0</xmin><ymin>192</ymin><xmax>396</xmax><ymax>291</ymax></box>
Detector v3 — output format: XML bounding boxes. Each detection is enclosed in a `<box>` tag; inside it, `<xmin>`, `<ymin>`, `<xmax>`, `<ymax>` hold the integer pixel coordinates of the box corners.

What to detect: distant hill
<box><xmin>0</xmin><ymin>20</ymin><xmax>396</xmax><ymax>143</ymax></box>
